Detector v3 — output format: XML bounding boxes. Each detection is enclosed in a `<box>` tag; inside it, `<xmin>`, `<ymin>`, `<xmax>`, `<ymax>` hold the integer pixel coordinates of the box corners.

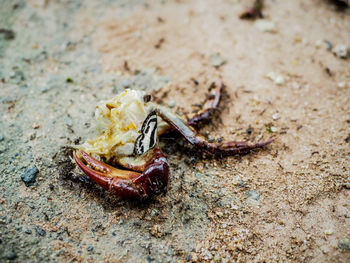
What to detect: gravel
<box><xmin>20</xmin><ymin>166</ymin><xmax>39</xmax><ymax>187</ymax></box>
<box><xmin>338</xmin><ymin>237</ymin><xmax>350</xmax><ymax>251</ymax></box>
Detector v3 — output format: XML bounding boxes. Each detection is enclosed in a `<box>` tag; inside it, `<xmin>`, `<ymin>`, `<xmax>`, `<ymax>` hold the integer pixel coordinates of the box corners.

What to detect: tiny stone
<box><xmin>271</xmin><ymin>126</ymin><xmax>278</xmax><ymax>132</ymax></box>
<box><xmin>247</xmin><ymin>190</ymin><xmax>260</xmax><ymax>201</ymax></box>
<box><xmin>40</xmin><ymin>86</ymin><xmax>48</xmax><ymax>93</ymax></box>
<box><xmin>168</xmin><ymin>99</ymin><xmax>176</xmax><ymax>108</ymax></box>
<box><xmin>216</xmin><ymin>211</ymin><xmax>224</xmax><ymax>217</ymax></box>
<box><xmin>121</xmin><ymin>79</ymin><xmax>132</xmax><ymax>88</ymax></box>
<box><xmin>87</xmin><ymin>245</ymin><xmax>94</xmax><ymax>252</ymax></box>
<box><xmin>150</xmin><ymin>209</ymin><xmax>160</xmax><ymax>216</ymax></box>
<box><xmin>29</xmin><ymin>132</ymin><xmax>36</xmax><ymax>140</ymax></box>
<box><xmin>35</xmin><ymin>225</ymin><xmax>46</xmax><ymax>236</ymax></box>
<box><xmin>6</xmin><ymin>250</ymin><xmax>17</xmax><ymax>260</ymax></box>
<box><xmin>25</xmin><ymin>229</ymin><xmax>32</xmax><ymax>234</ymax></box>
<box><xmin>254</xmin><ymin>20</ymin><xmax>276</xmax><ymax>32</ymax></box>
<box><xmin>266</xmin><ymin>72</ymin><xmax>285</xmax><ymax>85</ymax></box>
<box><xmin>324</xmin><ymin>229</ymin><xmax>333</xmax><ymax>235</ymax></box>
<box><xmin>337</xmin><ymin>82</ymin><xmax>349</xmax><ymax>89</ymax></box>
<box><xmin>0</xmin><ymin>135</ymin><xmax>4</xmax><ymax>141</ymax></box>
<box><xmin>209</xmin><ymin>53</ymin><xmax>227</xmax><ymax>68</ymax></box>
<box><xmin>11</xmin><ymin>152</ymin><xmax>19</xmax><ymax>160</ymax></box>
<box><xmin>338</xmin><ymin>237</ymin><xmax>350</xmax><ymax>251</ymax></box>
<box><xmin>315</xmin><ymin>40</ymin><xmax>322</xmax><ymax>48</ymax></box>
<box><xmin>332</xmin><ymin>44</ymin><xmax>348</xmax><ymax>59</ymax></box>
<box><xmin>272</xmin><ymin>113</ymin><xmax>279</xmax><ymax>120</ymax></box>
<box><xmin>21</xmin><ymin>166</ymin><xmax>39</xmax><ymax>187</ymax></box>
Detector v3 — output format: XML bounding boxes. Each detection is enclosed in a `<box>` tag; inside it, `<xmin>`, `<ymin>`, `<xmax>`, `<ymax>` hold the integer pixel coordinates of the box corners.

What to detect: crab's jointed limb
<box><xmin>187</xmin><ymin>79</ymin><xmax>223</xmax><ymax>126</ymax></box>
<box><xmin>73</xmin><ymin>148</ymin><xmax>169</xmax><ymax>199</ymax></box>
<box><xmin>157</xmin><ymin>105</ymin><xmax>275</xmax><ymax>156</ymax></box>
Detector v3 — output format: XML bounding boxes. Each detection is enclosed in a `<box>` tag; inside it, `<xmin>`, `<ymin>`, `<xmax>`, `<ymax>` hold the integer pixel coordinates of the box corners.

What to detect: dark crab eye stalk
<box><xmin>73</xmin><ymin>79</ymin><xmax>275</xmax><ymax>200</ymax></box>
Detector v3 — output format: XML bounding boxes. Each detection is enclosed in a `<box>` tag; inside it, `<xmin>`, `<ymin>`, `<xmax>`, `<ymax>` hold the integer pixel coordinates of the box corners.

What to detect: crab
<box><xmin>73</xmin><ymin>80</ymin><xmax>275</xmax><ymax>199</ymax></box>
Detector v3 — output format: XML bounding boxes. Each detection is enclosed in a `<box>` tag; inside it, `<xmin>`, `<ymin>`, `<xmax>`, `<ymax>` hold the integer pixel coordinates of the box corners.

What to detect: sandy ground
<box><xmin>0</xmin><ymin>0</ymin><xmax>349</xmax><ymax>262</ymax></box>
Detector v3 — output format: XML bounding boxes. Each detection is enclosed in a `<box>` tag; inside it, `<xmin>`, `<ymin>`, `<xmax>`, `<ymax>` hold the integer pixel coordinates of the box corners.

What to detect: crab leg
<box><xmin>157</xmin><ymin>105</ymin><xmax>275</xmax><ymax>156</ymax></box>
<box><xmin>73</xmin><ymin>148</ymin><xmax>169</xmax><ymax>199</ymax></box>
<box><xmin>157</xmin><ymin>79</ymin><xmax>223</xmax><ymax>136</ymax></box>
<box><xmin>187</xmin><ymin>79</ymin><xmax>223</xmax><ymax>126</ymax></box>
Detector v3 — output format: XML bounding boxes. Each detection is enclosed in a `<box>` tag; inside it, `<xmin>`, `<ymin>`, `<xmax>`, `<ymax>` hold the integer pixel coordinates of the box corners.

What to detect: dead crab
<box><xmin>73</xmin><ymin>80</ymin><xmax>275</xmax><ymax>199</ymax></box>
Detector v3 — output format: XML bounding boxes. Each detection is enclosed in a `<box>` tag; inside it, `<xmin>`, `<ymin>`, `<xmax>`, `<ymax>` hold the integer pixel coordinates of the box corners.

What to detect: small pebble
<box><xmin>266</xmin><ymin>72</ymin><xmax>285</xmax><ymax>85</ymax></box>
<box><xmin>247</xmin><ymin>190</ymin><xmax>260</xmax><ymax>201</ymax></box>
<box><xmin>254</xmin><ymin>20</ymin><xmax>276</xmax><ymax>32</ymax></box>
<box><xmin>272</xmin><ymin>113</ymin><xmax>279</xmax><ymax>120</ymax></box>
<box><xmin>315</xmin><ymin>40</ymin><xmax>322</xmax><ymax>48</ymax></box>
<box><xmin>6</xmin><ymin>250</ymin><xmax>17</xmax><ymax>260</ymax></box>
<box><xmin>87</xmin><ymin>245</ymin><xmax>94</xmax><ymax>252</ymax></box>
<box><xmin>332</xmin><ymin>44</ymin><xmax>348</xmax><ymax>59</ymax></box>
<box><xmin>35</xmin><ymin>226</ymin><xmax>46</xmax><ymax>236</ymax></box>
<box><xmin>338</xmin><ymin>237</ymin><xmax>350</xmax><ymax>251</ymax></box>
<box><xmin>29</xmin><ymin>132</ymin><xmax>36</xmax><ymax>140</ymax></box>
<box><xmin>271</xmin><ymin>126</ymin><xmax>278</xmax><ymax>132</ymax></box>
<box><xmin>337</xmin><ymin>82</ymin><xmax>349</xmax><ymax>89</ymax></box>
<box><xmin>215</xmin><ymin>211</ymin><xmax>224</xmax><ymax>217</ymax></box>
<box><xmin>324</xmin><ymin>229</ymin><xmax>333</xmax><ymax>235</ymax></box>
<box><xmin>21</xmin><ymin>166</ymin><xmax>39</xmax><ymax>187</ymax></box>
<box><xmin>40</xmin><ymin>86</ymin><xmax>48</xmax><ymax>93</ymax></box>
<box><xmin>0</xmin><ymin>135</ymin><xmax>4</xmax><ymax>141</ymax></box>
<box><xmin>209</xmin><ymin>53</ymin><xmax>227</xmax><ymax>68</ymax></box>
<box><xmin>150</xmin><ymin>209</ymin><xmax>160</xmax><ymax>216</ymax></box>
<box><xmin>168</xmin><ymin>99</ymin><xmax>176</xmax><ymax>108</ymax></box>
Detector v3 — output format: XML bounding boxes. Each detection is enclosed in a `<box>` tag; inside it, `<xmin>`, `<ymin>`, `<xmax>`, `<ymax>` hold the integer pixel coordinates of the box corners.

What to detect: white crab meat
<box><xmin>81</xmin><ymin>89</ymin><xmax>163</xmax><ymax>161</ymax></box>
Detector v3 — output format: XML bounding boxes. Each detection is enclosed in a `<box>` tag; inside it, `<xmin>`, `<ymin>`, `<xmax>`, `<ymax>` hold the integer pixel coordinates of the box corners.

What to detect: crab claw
<box><xmin>73</xmin><ymin>148</ymin><xmax>169</xmax><ymax>199</ymax></box>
